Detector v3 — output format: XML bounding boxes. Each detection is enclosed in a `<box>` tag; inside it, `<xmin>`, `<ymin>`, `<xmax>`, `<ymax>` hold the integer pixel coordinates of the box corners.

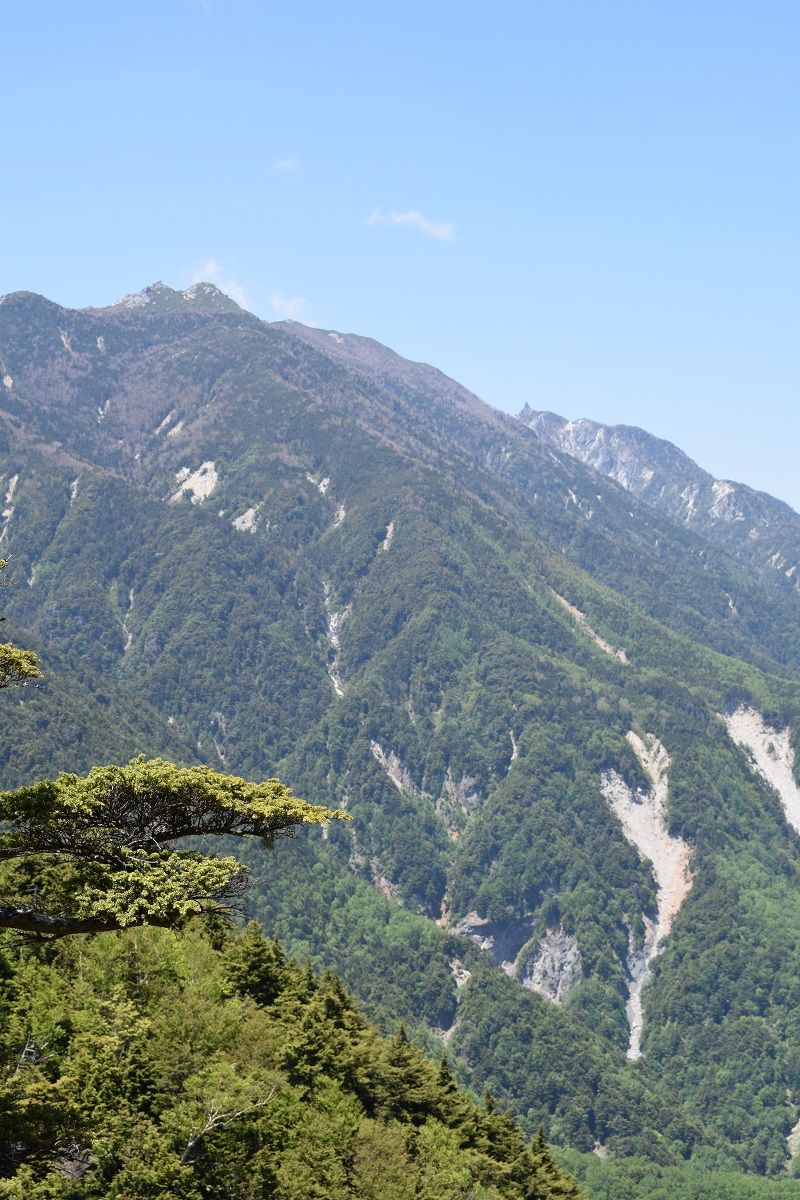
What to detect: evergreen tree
<box><xmin>0</xmin><ymin>759</ymin><xmax>343</xmax><ymax>936</ymax></box>
<box><xmin>222</xmin><ymin>919</ymin><xmax>287</xmax><ymax>1006</ymax></box>
<box><xmin>0</xmin><ymin>923</ymin><xmax>583</xmax><ymax>1198</ymax></box>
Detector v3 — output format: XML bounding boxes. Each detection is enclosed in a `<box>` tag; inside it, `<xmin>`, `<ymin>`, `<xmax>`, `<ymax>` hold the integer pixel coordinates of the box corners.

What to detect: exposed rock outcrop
<box><xmin>323</xmin><ymin>581</ymin><xmax>350</xmax><ymax>697</ymax></box>
<box><xmin>169</xmin><ymin>461</ymin><xmax>218</xmax><ymax>505</ymax></box>
<box><xmin>602</xmin><ymin>732</ymin><xmax>693</xmax><ymax>1058</ymax></box>
<box><xmin>436</xmin><ymin>770</ymin><xmax>481</xmax><ymax>839</ymax></box>
<box><xmin>232</xmin><ymin>503</ymin><xmax>262</xmax><ymax>533</ymax></box>
<box><xmin>306</xmin><ymin>471</ymin><xmax>331</xmax><ymax>496</ymax></box>
<box><xmin>450</xmin><ymin>911</ymin><xmax>532</xmax><ymax>973</ymax></box>
<box><xmin>521</xmin><ymin>926</ymin><xmax>582</xmax><ymax>1004</ymax></box>
<box><xmin>725</xmin><ymin>706</ymin><xmax>800</xmax><ymax>835</ymax></box>
<box><xmin>370</xmin><ymin>742</ymin><xmax>428</xmax><ymax>797</ymax></box>
<box><xmin>0</xmin><ymin>474</ymin><xmax>19</xmax><ymax>542</ymax></box>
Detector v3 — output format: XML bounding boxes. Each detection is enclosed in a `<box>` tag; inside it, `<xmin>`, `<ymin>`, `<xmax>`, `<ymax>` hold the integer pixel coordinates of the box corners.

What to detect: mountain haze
<box><xmin>3</xmin><ymin>285</ymin><xmax>800</xmax><ymax>1180</ymax></box>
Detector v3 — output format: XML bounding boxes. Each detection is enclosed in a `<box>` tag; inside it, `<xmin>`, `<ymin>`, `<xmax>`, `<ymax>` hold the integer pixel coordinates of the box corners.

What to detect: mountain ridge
<box><xmin>2</xmin><ymin>286</ymin><xmax>800</xmax><ymax>1175</ymax></box>
<box><xmin>4</xmin><ymin>283</ymin><xmax>800</xmax><ymax>677</ymax></box>
<box><xmin>519</xmin><ymin>406</ymin><xmax>800</xmax><ymax>595</ymax></box>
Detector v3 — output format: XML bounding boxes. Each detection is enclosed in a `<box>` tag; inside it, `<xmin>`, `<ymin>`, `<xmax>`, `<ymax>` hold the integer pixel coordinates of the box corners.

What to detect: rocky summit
<box><xmin>519</xmin><ymin>406</ymin><xmax>800</xmax><ymax>595</ymax></box>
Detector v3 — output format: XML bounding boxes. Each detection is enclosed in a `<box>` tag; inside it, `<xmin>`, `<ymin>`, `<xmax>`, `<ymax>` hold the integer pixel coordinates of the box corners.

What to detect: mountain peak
<box><xmin>519</xmin><ymin>406</ymin><xmax>800</xmax><ymax>583</ymax></box>
<box><xmin>181</xmin><ymin>281</ymin><xmax>243</xmax><ymax>312</ymax></box>
<box><xmin>110</xmin><ymin>280</ymin><xmax>243</xmax><ymax>314</ymax></box>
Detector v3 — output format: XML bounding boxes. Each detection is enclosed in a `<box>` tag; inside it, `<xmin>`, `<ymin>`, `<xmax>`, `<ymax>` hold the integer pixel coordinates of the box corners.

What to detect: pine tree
<box><xmin>222</xmin><ymin>920</ymin><xmax>287</xmax><ymax>1007</ymax></box>
<box><xmin>523</xmin><ymin>1130</ymin><xmax>583</xmax><ymax>1200</ymax></box>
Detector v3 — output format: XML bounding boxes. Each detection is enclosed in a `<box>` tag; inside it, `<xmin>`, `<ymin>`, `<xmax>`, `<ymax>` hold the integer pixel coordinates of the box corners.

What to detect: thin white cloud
<box><xmin>274</xmin><ymin>156</ymin><xmax>300</xmax><ymax>172</ymax></box>
<box><xmin>267</xmin><ymin>291</ymin><xmax>307</xmax><ymax>320</ymax></box>
<box><xmin>365</xmin><ymin>208</ymin><xmax>455</xmax><ymax>242</ymax></box>
<box><xmin>187</xmin><ymin>259</ymin><xmax>249</xmax><ymax>309</ymax></box>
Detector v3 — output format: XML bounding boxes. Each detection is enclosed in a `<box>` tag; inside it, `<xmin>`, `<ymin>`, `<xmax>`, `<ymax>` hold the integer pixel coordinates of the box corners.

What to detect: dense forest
<box><xmin>559</xmin><ymin>1151</ymin><xmax>800</xmax><ymax>1199</ymax></box>
<box><xmin>0</xmin><ymin>920</ymin><xmax>579</xmax><ymax>1199</ymax></box>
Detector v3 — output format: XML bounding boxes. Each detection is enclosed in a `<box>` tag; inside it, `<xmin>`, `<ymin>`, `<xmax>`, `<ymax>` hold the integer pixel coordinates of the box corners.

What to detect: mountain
<box><xmin>3</xmin><ymin>286</ymin><xmax>800</xmax><ymax>1184</ymax></box>
<box><xmin>106</xmin><ymin>279</ymin><xmax>245</xmax><ymax>314</ymax></box>
<box><xmin>518</xmin><ymin>407</ymin><xmax>800</xmax><ymax>597</ymax></box>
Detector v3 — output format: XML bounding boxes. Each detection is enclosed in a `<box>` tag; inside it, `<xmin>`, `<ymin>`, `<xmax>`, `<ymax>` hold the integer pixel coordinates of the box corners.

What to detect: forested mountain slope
<box><xmin>0</xmin><ymin>613</ymin><xmax>192</xmax><ymax>781</ymax></box>
<box><xmin>3</xmin><ymin>285</ymin><xmax>800</xmax><ymax>1181</ymax></box>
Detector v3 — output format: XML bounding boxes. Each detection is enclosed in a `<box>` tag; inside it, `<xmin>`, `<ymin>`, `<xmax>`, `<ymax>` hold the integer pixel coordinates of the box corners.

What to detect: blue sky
<box><xmin>2</xmin><ymin>2</ymin><xmax>799</xmax><ymax>506</ymax></box>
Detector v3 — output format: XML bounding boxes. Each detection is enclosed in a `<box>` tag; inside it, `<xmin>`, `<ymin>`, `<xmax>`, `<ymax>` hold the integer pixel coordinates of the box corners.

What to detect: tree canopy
<box><xmin>0</xmin><ymin>757</ymin><xmax>344</xmax><ymax>937</ymax></box>
<box><xmin>0</xmin><ymin>555</ymin><xmax>344</xmax><ymax>937</ymax></box>
<box><xmin>0</xmin><ymin>920</ymin><xmax>582</xmax><ymax>1198</ymax></box>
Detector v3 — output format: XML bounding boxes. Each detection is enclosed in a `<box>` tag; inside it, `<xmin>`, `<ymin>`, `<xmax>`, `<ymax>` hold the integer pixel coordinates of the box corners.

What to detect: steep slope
<box><xmin>519</xmin><ymin>407</ymin><xmax>800</xmax><ymax>597</ymax></box>
<box><xmin>4</xmin><ymin>288</ymin><xmax>800</xmax><ymax>674</ymax></box>
<box><xmin>2</xmin><ymin>287</ymin><xmax>800</xmax><ymax>1174</ymax></box>
<box><xmin>0</xmin><ymin>614</ymin><xmax>192</xmax><ymax>788</ymax></box>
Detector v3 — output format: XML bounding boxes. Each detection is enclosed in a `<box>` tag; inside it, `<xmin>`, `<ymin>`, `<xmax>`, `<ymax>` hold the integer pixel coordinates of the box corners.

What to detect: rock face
<box><xmin>450</xmin><ymin>916</ymin><xmax>582</xmax><ymax>1005</ymax></box>
<box><xmin>519</xmin><ymin>407</ymin><xmax>800</xmax><ymax>595</ymax></box>
<box><xmin>450</xmin><ymin>912</ymin><xmax>532</xmax><ymax>972</ymax></box>
<box><xmin>601</xmin><ymin>732</ymin><xmax>693</xmax><ymax>1059</ymax></box>
<box><xmin>725</xmin><ymin>706</ymin><xmax>800</xmax><ymax>835</ymax></box>
<box><xmin>169</xmin><ymin>461</ymin><xmax>218</xmax><ymax>505</ymax></box>
<box><xmin>323</xmin><ymin>582</ymin><xmax>350</xmax><ymax>697</ymax></box>
<box><xmin>521</xmin><ymin>926</ymin><xmax>582</xmax><ymax>1004</ymax></box>
<box><xmin>437</xmin><ymin>770</ymin><xmax>481</xmax><ymax>838</ymax></box>
<box><xmin>370</xmin><ymin>742</ymin><xmax>427</xmax><ymax>797</ymax></box>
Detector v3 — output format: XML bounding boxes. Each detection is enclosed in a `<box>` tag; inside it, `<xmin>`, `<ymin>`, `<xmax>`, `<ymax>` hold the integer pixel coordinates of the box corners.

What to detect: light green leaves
<box><xmin>0</xmin><ymin>758</ymin><xmax>346</xmax><ymax>936</ymax></box>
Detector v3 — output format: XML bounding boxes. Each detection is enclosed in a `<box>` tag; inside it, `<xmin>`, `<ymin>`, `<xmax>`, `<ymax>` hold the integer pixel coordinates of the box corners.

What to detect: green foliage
<box><xmin>558</xmin><ymin>1149</ymin><xmax>800</xmax><ymax>1199</ymax></box>
<box><xmin>0</xmin><ymin>643</ymin><xmax>41</xmax><ymax>691</ymax></box>
<box><xmin>0</xmin><ymin>922</ymin><xmax>581</xmax><ymax>1199</ymax></box>
<box><xmin>0</xmin><ymin>557</ymin><xmax>42</xmax><ymax>692</ymax></box>
<box><xmin>5</xmin><ymin>291</ymin><xmax>800</xmax><ymax>1179</ymax></box>
<box><xmin>0</xmin><ymin>759</ymin><xmax>343</xmax><ymax>935</ymax></box>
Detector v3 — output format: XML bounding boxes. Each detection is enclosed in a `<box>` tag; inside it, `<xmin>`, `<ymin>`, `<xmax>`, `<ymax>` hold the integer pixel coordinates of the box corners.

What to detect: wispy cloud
<box><xmin>365</xmin><ymin>208</ymin><xmax>455</xmax><ymax>242</ymax></box>
<box><xmin>187</xmin><ymin>259</ymin><xmax>249</xmax><ymax>309</ymax></box>
<box><xmin>274</xmin><ymin>156</ymin><xmax>300</xmax><ymax>172</ymax></box>
<box><xmin>267</xmin><ymin>291</ymin><xmax>307</xmax><ymax>320</ymax></box>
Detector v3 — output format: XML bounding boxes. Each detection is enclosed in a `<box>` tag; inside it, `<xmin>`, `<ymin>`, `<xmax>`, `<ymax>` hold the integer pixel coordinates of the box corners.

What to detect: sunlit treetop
<box><xmin>0</xmin><ymin>757</ymin><xmax>346</xmax><ymax>937</ymax></box>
